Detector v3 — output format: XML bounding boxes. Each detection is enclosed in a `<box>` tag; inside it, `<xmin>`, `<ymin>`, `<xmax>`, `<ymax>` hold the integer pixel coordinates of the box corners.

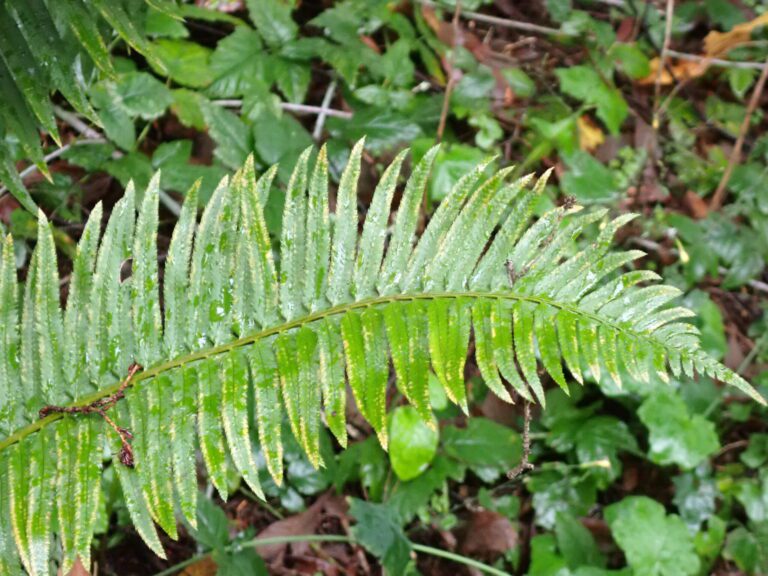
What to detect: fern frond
<box><xmin>0</xmin><ymin>142</ymin><xmax>764</xmax><ymax>573</ymax></box>
<box><xmin>0</xmin><ymin>0</ymin><xmax>164</xmax><ymax>212</ymax></box>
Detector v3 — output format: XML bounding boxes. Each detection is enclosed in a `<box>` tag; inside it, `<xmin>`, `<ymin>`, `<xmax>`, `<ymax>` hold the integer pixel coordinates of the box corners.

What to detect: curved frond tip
<box><xmin>0</xmin><ymin>141</ymin><xmax>763</xmax><ymax>572</ymax></box>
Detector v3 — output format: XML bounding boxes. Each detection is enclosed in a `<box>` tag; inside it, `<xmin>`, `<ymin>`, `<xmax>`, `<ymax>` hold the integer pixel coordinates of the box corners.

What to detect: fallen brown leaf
<box><xmin>60</xmin><ymin>558</ymin><xmax>91</xmax><ymax>576</ymax></box>
<box><xmin>181</xmin><ymin>556</ymin><xmax>217</xmax><ymax>576</ymax></box>
<box><xmin>254</xmin><ymin>492</ymin><xmax>348</xmax><ymax>564</ymax></box>
<box><xmin>459</xmin><ymin>510</ymin><xmax>518</xmax><ymax>561</ymax></box>
<box><xmin>683</xmin><ymin>190</ymin><xmax>709</xmax><ymax>219</ymax></box>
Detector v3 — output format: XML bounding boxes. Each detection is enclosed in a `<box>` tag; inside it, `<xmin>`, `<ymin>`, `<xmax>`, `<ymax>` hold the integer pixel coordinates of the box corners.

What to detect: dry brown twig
<box><xmin>507</xmin><ymin>399</ymin><xmax>534</xmax><ymax>480</ymax></box>
<box><xmin>652</xmin><ymin>0</ymin><xmax>675</xmax><ymax>130</ymax></box>
<box><xmin>38</xmin><ymin>362</ymin><xmax>143</xmax><ymax>467</ymax></box>
<box><xmin>436</xmin><ymin>1</ymin><xmax>463</xmax><ymax>143</ymax></box>
<box><xmin>710</xmin><ymin>53</ymin><xmax>768</xmax><ymax>211</ymax></box>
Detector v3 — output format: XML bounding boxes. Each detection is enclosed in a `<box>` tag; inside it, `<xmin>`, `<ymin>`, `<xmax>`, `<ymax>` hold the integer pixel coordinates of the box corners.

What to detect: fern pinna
<box><xmin>0</xmin><ymin>140</ymin><xmax>763</xmax><ymax>574</ymax></box>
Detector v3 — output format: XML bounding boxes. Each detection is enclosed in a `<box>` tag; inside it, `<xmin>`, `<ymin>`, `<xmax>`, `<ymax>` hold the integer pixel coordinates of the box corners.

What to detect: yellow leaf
<box><xmin>704</xmin><ymin>13</ymin><xmax>768</xmax><ymax>57</ymax></box>
<box><xmin>577</xmin><ymin>115</ymin><xmax>605</xmax><ymax>151</ymax></box>
<box><xmin>636</xmin><ymin>57</ymin><xmax>708</xmax><ymax>86</ymax></box>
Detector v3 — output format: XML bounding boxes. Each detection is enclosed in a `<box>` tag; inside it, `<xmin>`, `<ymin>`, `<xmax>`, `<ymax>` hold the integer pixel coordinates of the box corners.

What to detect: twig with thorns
<box><xmin>39</xmin><ymin>362</ymin><xmax>142</xmax><ymax>467</ymax></box>
<box><xmin>507</xmin><ymin>398</ymin><xmax>534</xmax><ymax>480</ymax></box>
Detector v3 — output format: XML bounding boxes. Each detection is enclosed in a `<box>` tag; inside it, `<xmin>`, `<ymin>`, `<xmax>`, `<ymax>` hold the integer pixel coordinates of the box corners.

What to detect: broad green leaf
<box><xmin>638</xmin><ymin>390</ymin><xmax>719</xmax><ymax>470</ymax></box>
<box><xmin>443</xmin><ymin>418</ymin><xmax>521</xmax><ymax>483</ymax></box>
<box><xmin>151</xmin><ymin>39</ymin><xmax>213</xmax><ymax>88</ymax></box>
<box><xmin>388</xmin><ymin>406</ymin><xmax>438</xmax><ymax>481</ymax></box>
<box><xmin>605</xmin><ymin>496</ymin><xmax>700</xmax><ymax>576</ymax></box>
<box><xmin>349</xmin><ymin>498</ymin><xmax>413</xmax><ymax>576</ymax></box>
<box><xmin>113</xmin><ymin>72</ymin><xmax>173</xmax><ymax>120</ymax></box>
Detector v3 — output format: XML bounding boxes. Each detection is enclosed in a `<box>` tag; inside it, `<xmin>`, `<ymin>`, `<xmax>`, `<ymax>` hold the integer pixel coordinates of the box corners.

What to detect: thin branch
<box><xmin>628</xmin><ymin>236</ymin><xmax>768</xmax><ymax>295</ymax></box>
<box><xmin>418</xmin><ymin>0</ymin><xmax>569</xmax><ymax>36</ymax></box>
<box><xmin>313</xmin><ymin>80</ymin><xmax>338</xmax><ymax>141</ymax></box>
<box><xmin>507</xmin><ymin>398</ymin><xmax>534</xmax><ymax>480</ymax></box>
<box><xmin>214</xmin><ymin>99</ymin><xmax>352</xmax><ymax>119</ymax></box>
<box><xmin>710</xmin><ymin>54</ymin><xmax>768</xmax><ymax>210</ymax></box>
<box><xmin>38</xmin><ymin>362</ymin><xmax>142</xmax><ymax>467</ymax></box>
<box><xmin>3</xmin><ymin>287</ymin><xmax>700</xmax><ymax>453</ymax></box>
<box><xmin>436</xmin><ymin>1</ymin><xmax>462</xmax><ymax>143</ymax></box>
<box><xmin>652</xmin><ymin>0</ymin><xmax>675</xmax><ymax>129</ymax></box>
<box><xmin>666</xmin><ymin>49</ymin><xmax>768</xmax><ymax>71</ymax></box>
<box><xmin>0</xmin><ymin>140</ymin><xmax>104</xmax><ymax>198</ymax></box>
<box><xmin>54</xmin><ymin>106</ymin><xmax>102</xmax><ymax>139</ymax></box>
<box><xmin>154</xmin><ymin>534</ymin><xmax>510</xmax><ymax>576</ymax></box>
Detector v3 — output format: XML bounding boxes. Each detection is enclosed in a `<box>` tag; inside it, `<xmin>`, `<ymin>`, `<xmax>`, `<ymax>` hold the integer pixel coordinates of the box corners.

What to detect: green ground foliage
<box><xmin>1</xmin><ymin>1</ymin><xmax>768</xmax><ymax>575</ymax></box>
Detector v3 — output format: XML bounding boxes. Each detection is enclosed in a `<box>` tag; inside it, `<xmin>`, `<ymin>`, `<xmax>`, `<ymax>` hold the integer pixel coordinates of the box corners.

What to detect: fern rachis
<box><xmin>0</xmin><ymin>140</ymin><xmax>763</xmax><ymax>574</ymax></box>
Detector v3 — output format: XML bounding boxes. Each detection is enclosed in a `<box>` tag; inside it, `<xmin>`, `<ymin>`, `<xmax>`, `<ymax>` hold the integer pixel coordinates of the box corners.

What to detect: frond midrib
<box><xmin>0</xmin><ymin>289</ymin><xmax>684</xmax><ymax>453</ymax></box>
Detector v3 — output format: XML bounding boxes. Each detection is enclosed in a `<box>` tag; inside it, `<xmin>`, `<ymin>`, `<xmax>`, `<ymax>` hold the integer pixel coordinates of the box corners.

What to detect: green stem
<box><xmin>153</xmin><ymin>534</ymin><xmax>511</xmax><ymax>576</ymax></box>
<box><xmin>0</xmin><ymin>290</ymin><xmax>670</xmax><ymax>452</ymax></box>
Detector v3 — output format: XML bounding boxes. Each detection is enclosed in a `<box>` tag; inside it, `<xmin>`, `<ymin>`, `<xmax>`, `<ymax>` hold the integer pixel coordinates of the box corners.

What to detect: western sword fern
<box><xmin>0</xmin><ymin>140</ymin><xmax>763</xmax><ymax>574</ymax></box>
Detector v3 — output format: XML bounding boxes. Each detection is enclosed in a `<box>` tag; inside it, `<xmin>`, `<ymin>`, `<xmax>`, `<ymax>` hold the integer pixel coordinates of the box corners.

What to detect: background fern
<box><xmin>0</xmin><ymin>0</ymin><xmax>170</xmax><ymax>213</ymax></box>
<box><xmin>0</xmin><ymin>141</ymin><xmax>763</xmax><ymax>574</ymax></box>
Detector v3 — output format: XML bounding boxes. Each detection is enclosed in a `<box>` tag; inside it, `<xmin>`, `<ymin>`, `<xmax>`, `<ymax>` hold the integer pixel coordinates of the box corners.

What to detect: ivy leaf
<box><xmin>412</xmin><ymin>140</ymin><xmax>489</xmax><ymax>202</ymax></box>
<box><xmin>529</xmin><ymin>471</ymin><xmax>598</xmax><ymax>530</ymax></box>
<box><xmin>735</xmin><ymin>471</ymin><xmax>768</xmax><ymax>523</ymax></box>
<box><xmin>741</xmin><ymin>433</ymin><xmax>768</xmax><ymax>468</ymax></box>
<box><xmin>561</xmin><ymin>152</ymin><xmax>620</xmax><ymax>203</ymax></box>
<box><xmin>611</xmin><ymin>44</ymin><xmax>650</xmax><ymax>79</ymax></box>
<box><xmin>638</xmin><ymin>390</ymin><xmax>719</xmax><ymax>469</ymax></box>
<box><xmin>442</xmin><ymin>418</ymin><xmax>521</xmax><ymax>482</ymax></box>
<box><xmin>90</xmin><ymin>83</ymin><xmax>136</xmax><ymax>151</ymax></box>
<box><xmin>113</xmin><ymin>72</ymin><xmax>173</xmax><ymax>120</ymax></box>
<box><xmin>683</xmin><ymin>290</ymin><xmax>726</xmax><ymax>360</ymax></box>
<box><xmin>556</xmin><ymin>66</ymin><xmax>628</xmax><ymax>134</ymax></box>
<box><xmin>672</xmin><ymin>468</ymin><xmax>717</xmax><ymax>531</ymax></box>
<box><xmin>388</xmin><ymin>406</ymin><xmax>438</xmax><ymax>481</ymax></box>
<box><xmin>544</xmin><ymin>391</ymin><xmax>637</xmax><ymax>485</ymax></box>
<box><xmin>145</xmin><ymin>7</ymin><xmax>189</xmax><ymax>38</ymax></box>
<box><xmin>252</xmin><ymin>112</ymin><xmax>312</xmax><ymax>181</ymax></box>
<box><xmin>213</xmin><ymin>548</ymin><xmax>268</xmax><ymax>576</ymax></box>
<box><xmin>555</xmin><ymin>512</ymin><xmax>606</xmax><ymax>569</ymax></box>
<box><xmin>201</xmin><ymin>102</ymin><xmax>253</xmax><ymax>170</ymax></box>
<box><xmin>172</xmin><ymin>88</ymin><xmax>207</xmax><ymax>130</ymax></box>
<box><xmin>327</xmin><ymin>107</ymin><xmax>424</xmax><ymax>153</ymax></box>
<box><xmin>189</xmin><ymin>493</ymin><xmax>230</xmax><ymax>550</ymax></box>
<box><xmin>151</xmin><ymin>39</ymin><xmax>213</xmax><ymax>88</ymax></box>
<box><xmin>387</xmin><ymin>456</ymin><xmax>465</xmax><ymax>523</ymax></box>
<box><xmin>349</xmin><ymin>498</ymin><xmax>413</xmax><ymax>576</ymax></box>
<box><xmin>723</xmin><ymin>523</ymin><xmax>768</xmax><ymax>575</ymax></box>
<box><xmin>209</xmin><ymin>27</ymin><xmax>268</xmax><ymax>97</ymax></box>
<box><xmin>245</xmin><ymin>0</ymin><xmax>298</xmax><ymax>47</ymax></box>
<box><xmin>605</xmin><ymin>496</ymin><xmax>700</xmax><ymax>576</ymax></box>
<box><xmin>273</xmin><ymin>58</ymin><xmax>311</xmax><ymax>103</ymax></box>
